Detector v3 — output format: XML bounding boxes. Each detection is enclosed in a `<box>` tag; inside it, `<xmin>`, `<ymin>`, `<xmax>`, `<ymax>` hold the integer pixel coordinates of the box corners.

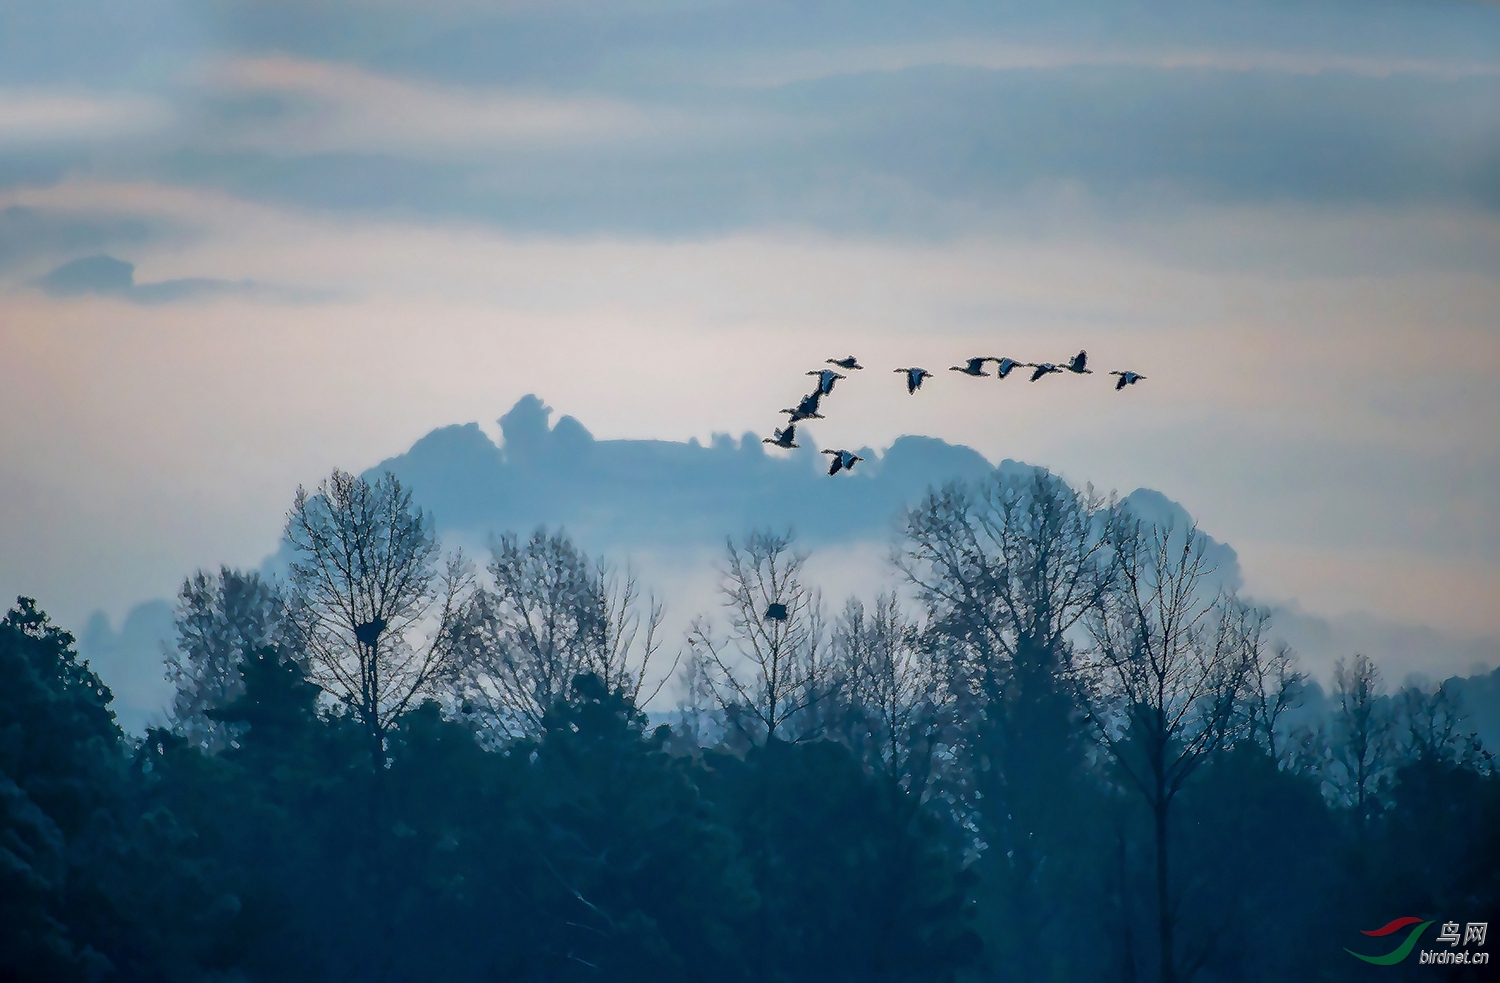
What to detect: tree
<box><xmin>1085</xmin><ymin>522</ymin><xmax>1252</xmax><ymax>983</ymax></box>
<box><xmin>517</xmin><ymin>674</ymin><xmax>757</xmax><ymax>981</ymax></box>
<box><xmin>900</xmin><ymin>469</ymin><xmax>1120</xmax><ymax>976</ymax></box>
<box><xmin>1395</xmin><ymin>678</ymin><xmax>1473</xmax><ymax>766</ymax></box>
<box><xmin>0</xmin><ymin>597</ymin><xmax>237</xmax><ymax>980</ymax></box>
<box><xmin>283</xmin><ymin>469</ymin><xmax>472</xmax><ymax>769</ymax></box>
<box><xmin>207</xmin><ymin>644</ymin><xmax>325</xmax><ymax>750</ymax></box>
<box><xmin>899</xmin><ymin>471</ymin><xmax>1120</xmax><ymax>823</ymax></box>
<box><xmin>457</xmin><ymin>528</ymin><xmax>669</xmax><ymax>740</ymax></box>
<box><xmin>828</xmin><ymin>594</ymin><xmax>945</xmax><ymax>789</ymax></box>
<box><xmin>900</xmin><ymin>470</ymin><xmax>1119</xmax><ymax>682</ymax></box>
<box><xmin>166</xmin><ymin>566</ymin><xmax>288</xmax><ymax>753</ymax></box>
<box><xmin>1322</xmin><ymin>653</ymin><xmax>1392</xmax><ymax>828</ymax></box>
<box><xmin>1237</xmin><ymin>613</ymin><xmax>1305</xmax><ymax>766</ymax></box>
<box><xmin>698</xmin><ymin>736</ymin><xmax>981</xmax><ymax>983</ymax></box>
<box><xmin>687</xmin><ymin>531</ymin><xmax>828</xmax><ymax>743</ymax></box>
<box><xmin>0</xmin><ymin>597</ymin><xmax>120</xmax><ymax>981</ymax></box>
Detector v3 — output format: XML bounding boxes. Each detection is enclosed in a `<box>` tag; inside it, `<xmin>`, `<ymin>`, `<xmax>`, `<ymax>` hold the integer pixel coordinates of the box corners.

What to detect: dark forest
<box><xmin>3</xmin><ymin>467</ymin><xmax>1496</xmax><ymax>981</ymax></box>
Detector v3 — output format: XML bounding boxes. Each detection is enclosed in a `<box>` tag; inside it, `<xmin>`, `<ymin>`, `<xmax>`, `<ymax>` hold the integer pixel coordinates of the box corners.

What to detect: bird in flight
<box><xmin>1064</xmin><ymin>350</ymin><xmax>1092</xmax><ymax>375</ymax></box>
<box><xmin>992</xmin><ymin>357</ymin><xmax>1024</xmax><ymax>379</ymax></box>
<box><xmin>822</xmin><ymin>449</ymin><xmax>864</xmax><ymax>475</ymax></box>
<box><xmin>806</xmin><ymin>368</ymin><xmax>846</xmax><ymax>395</ymax></box>
<box><xmin>782</xmin><ymin>391</ymin><xmax>824</xmax><ymax>421</ymax></box>
<box><xmin>762</xmin><ymin>424</ymin><xmax>799</xmax><ymax>449</ymax></box>
<box><xmin>1110</xmin><ymin>370</ymin><xmax>1146</xmax><ymax>390</ymax></box>
<box><xmin>949</xmin><ymin>357</ymin><xmax>991</xmax><ymax>377</ymax></box>
<box><xmin>894</xmin><ymin>367</ymin><xmax>933</xmax><ymax>393</ymax></box>
<box><xmin>1027</xmin><ymin>362</ymin><xmax>1064</xmax><ymax>382</ymax></box>
<box><xmin>827</xmin><ymin>355</ymin><xmax>863</xmax><ymax>370</ymax></box>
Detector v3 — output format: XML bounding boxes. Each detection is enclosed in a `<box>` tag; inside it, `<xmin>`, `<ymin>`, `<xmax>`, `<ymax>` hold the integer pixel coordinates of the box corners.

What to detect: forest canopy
<box><xmin>1</xmin><ymin>467</ymin><xmax>1496</xmax><ymax>981</ymax></box>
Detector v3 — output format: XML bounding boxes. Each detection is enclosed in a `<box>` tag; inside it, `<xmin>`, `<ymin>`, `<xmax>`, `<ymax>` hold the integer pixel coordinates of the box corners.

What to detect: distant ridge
<box><xmin>368</xmin><ymin>394</ymin><xmax>999</xmax><ymax>548</ymax></box>
<box><xmin>77</xmin><ymin>395</ymin><xmax>1497</xmax><ymax>736</ymax></box>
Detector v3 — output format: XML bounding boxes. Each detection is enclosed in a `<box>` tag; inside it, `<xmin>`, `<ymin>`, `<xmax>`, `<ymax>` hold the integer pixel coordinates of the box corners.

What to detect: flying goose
<box><xmin>827</xmin><ymin>355</ymin><xmax>864</xmax><ymax>370</ymax></box>
<box><xmin>822</xmin><ymin>449</ymin><xmax>864</xmax><ymax>475</ymax></box>
<box><xmin>781</xmin><ymin>391</ymin><xmax>824</xmax><ymax>421</ymax></box>
<box><xmin>806</xmin><ymin>368</ymin><xmax>847</xmax><ymax>395</ymax></box>
<box><xmin>992</xmin><ymin>357</ymin><xmax>1024</xmax><ymax>379</ymax></box>
<box><xmin>762</xmin><ymin>424</ymin><xmax>799</xmax><ymax>449</ymax></box>
<box><xmin>894</xmin><ymin>367</ymin><xmax>933</xmax><ymax>394</ymax></box>
<box><xmin>949</xmin><ymin>357</ymin><xmax>991</xmax><ymax>377</ymax></box>
<box><xmin>1109</xmin><ymin>370</ymin><xmax>1146</xmax><ymax>390</ymax></box>
<box><xmin>1027</xmin><ymin>362</ymin><xmax>1064</xmax><ymax>382</ymax></box>
<box><xmin>1064</xmin><ymin>350</ymin><xmax>1092</xmax><ymax>374</ymax></box>
<box><xmin>782</xmin><ymin>404</ymin><xmax>824</xmax><ymax>422</ymax></box>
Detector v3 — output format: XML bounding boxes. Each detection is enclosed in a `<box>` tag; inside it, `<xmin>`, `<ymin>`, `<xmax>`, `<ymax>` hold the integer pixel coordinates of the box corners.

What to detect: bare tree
<box><xmin>899</xmin><ymin>469</ymin><xmax>1121</xmax><ymax>976</ymax></box>
<box><xmin>897</xmin><ymin>468</ymin><xmax>1121</xmax><ymax>803</ymax></box>
<box><xmin>457</xmin><ymin>528</ymin><xmax>669</xmax><ymax>740</ymax></box>
<box><xmin>1321</xmin><ymin>653</ymin><xmax>1393</xmax><ymax>827</ymax></box>
<box><xmin>166</xmin><ymin>566</ymin><xmax>288</xmax><ymax>753</ymax></box>
<box><xmin>828</xmin><ymin>594</ymin><xmax>947</xmax><ymax>788</ymax></box>
<box><xmin>687</xmin><ymin>531</ymin><xmax>828</xmax><ymax>743</ymax></box>
<box><xmin>670</xmin><ymin>646</ymin><xmax>723</xmax><ymax>750</ymax></box>
<box><xmin>283</xmin><ymin>469</ymin><xmax>472</xmax><ymax>769</ymax></box>
<box><xmin>1085</xmin><ymin>521</ymin><xmax>1251</xmax><ymax>983</ymax></box>
<box><xmin>1238</xmin><ymin>614</ymin><xmax>1305</xmax><ymax>766</ymax></box>
<box><xmin>1397</xmin><ymin>679</ymin><xmax>1470</xmax><ymax>765</ymax></box>
<box><xmin>900</xmin><ymin>469</ymin><xmax>1120</xmax><ymax>686</ymax></box>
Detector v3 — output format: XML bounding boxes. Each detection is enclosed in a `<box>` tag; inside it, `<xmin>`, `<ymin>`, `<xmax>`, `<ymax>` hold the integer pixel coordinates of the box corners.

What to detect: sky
<box><xmin>2</xmin><ymin>1</ymin><xmax>1498</xmax><ymax>701</ymax></box>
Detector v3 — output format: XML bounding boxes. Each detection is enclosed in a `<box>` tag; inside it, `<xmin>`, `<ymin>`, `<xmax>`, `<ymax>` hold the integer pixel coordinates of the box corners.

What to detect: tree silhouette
<box><xmin>1322</xmin><ymin>653</ymin><xmax>1393</xmax><ymax>830</ymax></box>
<box><xmin>457</xmin><ymin>528</ymin><xmax>669</xmax><ymax>740</ymax></box>
<box><xmin>283</xmin><ymin>469</ymin><xmax>473</xmax><ymax>769</ymax></box>
<box><xmin>688</xmin><ymin>531</ymin><xmax>829</xmax><ymax>743</ymax></box>
<box><xmin>167</xmin><ymin>566</ymin><xmax>289</xmax><ymax>753</ymax></box>
<box><xmin>1085</xmin><ymin>522</ymin><xmax>1254</xmax><ymax>983</ymax></box>
<box><xmin>901</xmin><ymin>470</ymin><xmax>1120</xmax><ymax>976</ymax></box>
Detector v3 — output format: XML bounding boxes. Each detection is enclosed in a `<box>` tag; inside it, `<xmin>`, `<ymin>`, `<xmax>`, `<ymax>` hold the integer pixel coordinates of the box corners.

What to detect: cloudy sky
<box><xmin>3</xmin><ymin>1</ymin><xmax>1498</xmax><ymax>667</ymax></box>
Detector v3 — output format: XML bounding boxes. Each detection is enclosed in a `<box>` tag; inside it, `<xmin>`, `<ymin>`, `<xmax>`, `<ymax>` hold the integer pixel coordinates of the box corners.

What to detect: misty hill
<box><xmin>369</xmin><ymin>394</ymin><xmax>999</xmax><ymax>550</ymax></box>
<box><xmin>78</xmin><ymin>395</ymin><xmax>1498</xmax><ymax>741</ymax></box>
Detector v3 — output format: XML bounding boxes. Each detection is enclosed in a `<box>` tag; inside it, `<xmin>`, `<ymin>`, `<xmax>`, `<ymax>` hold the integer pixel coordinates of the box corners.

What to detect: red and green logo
<box><xmin>1347</xmin><ymin>917</ymin><xmax>1434</xmax><ymax>965</ymax></box>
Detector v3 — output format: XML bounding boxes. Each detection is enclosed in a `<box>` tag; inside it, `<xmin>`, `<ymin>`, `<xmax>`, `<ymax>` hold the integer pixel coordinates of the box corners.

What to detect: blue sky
<box><xmin>1</xmin><ymin>1</ymin><xmax>1497</xmax><ymax>686</ymax></box>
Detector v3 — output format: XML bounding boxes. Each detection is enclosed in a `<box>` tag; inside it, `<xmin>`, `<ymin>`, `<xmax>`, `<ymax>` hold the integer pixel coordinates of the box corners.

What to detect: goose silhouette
<box><xmin>762</xmin><ymin>424</ymin><xmax>799</xmax><ymax>448</ymax></box>
<box><xmin>894</xmin><ymin>367</ymin><xmax>933</xmax><ymax>394</ymax></box>
<box><xmin>806</xmin><ymin>368</ymin><xmax>846</xmax><ymax>395</ymax></box>
<box><xmin>822</xmin><ymin>449</ymin><xmax>864</xmax><ymax>475</ymax></box>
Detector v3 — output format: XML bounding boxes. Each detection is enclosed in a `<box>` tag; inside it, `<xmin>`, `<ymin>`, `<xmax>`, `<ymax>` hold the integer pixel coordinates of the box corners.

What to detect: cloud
<box><xmin>196</xmin><ymin>57</ymin><xmax>702</xmax><ymax>159</ymax></box>
<box><xmin>136</xmin><ymin>52</ymin><xmax>1497</xmax><ymax>235</ymax></box>
<box><xmin>0</xmin><ymin>1</ymin><xmax>1493</xmax><ymax>718</ymax></box>
<box><xmin>37</xmin><ymin>254</ymin><xmax>257</xmax><ymax>304</ymax></box>
<box><xmin>0</xmin><ymin>89</ymin><xmax>171</xmax><ymax>145</ymax></box>
<box><xmin>0</xmin><ymin>205</ymin><xmax>159</xmax><ymax>275</ymax></box>
<box><xmin>710</xmin><ymin>39</ymin><xmax>1500</xmax><ymax>89</ymax></box>
<box><xmin>3</xmin><ymin>6</ymin><xmax>1496</xmax><ymax>234</ymax></box>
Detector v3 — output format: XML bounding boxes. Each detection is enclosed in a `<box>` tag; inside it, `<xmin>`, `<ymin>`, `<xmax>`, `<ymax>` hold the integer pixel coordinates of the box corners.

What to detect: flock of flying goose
<box><xmin>763</xmin><ymin>351</ymin><xmax>1146</xmax><ymax>476</ymax></box>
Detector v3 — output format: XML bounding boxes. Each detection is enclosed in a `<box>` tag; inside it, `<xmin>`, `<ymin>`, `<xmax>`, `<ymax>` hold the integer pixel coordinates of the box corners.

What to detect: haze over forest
<box><xmin>76</xmin><ymin>394</ymin><xmax>1499</xmax><ymax>736</ymax></box>
<box><xmin>4</xmin><ymin>0</ymin><xmax>1498</xmax><ymax>680</ymax></box>
<box><xmin>3</xmin><ymin>1</ymin><xmax>1498</xmax><ymax>979</ymax></box>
